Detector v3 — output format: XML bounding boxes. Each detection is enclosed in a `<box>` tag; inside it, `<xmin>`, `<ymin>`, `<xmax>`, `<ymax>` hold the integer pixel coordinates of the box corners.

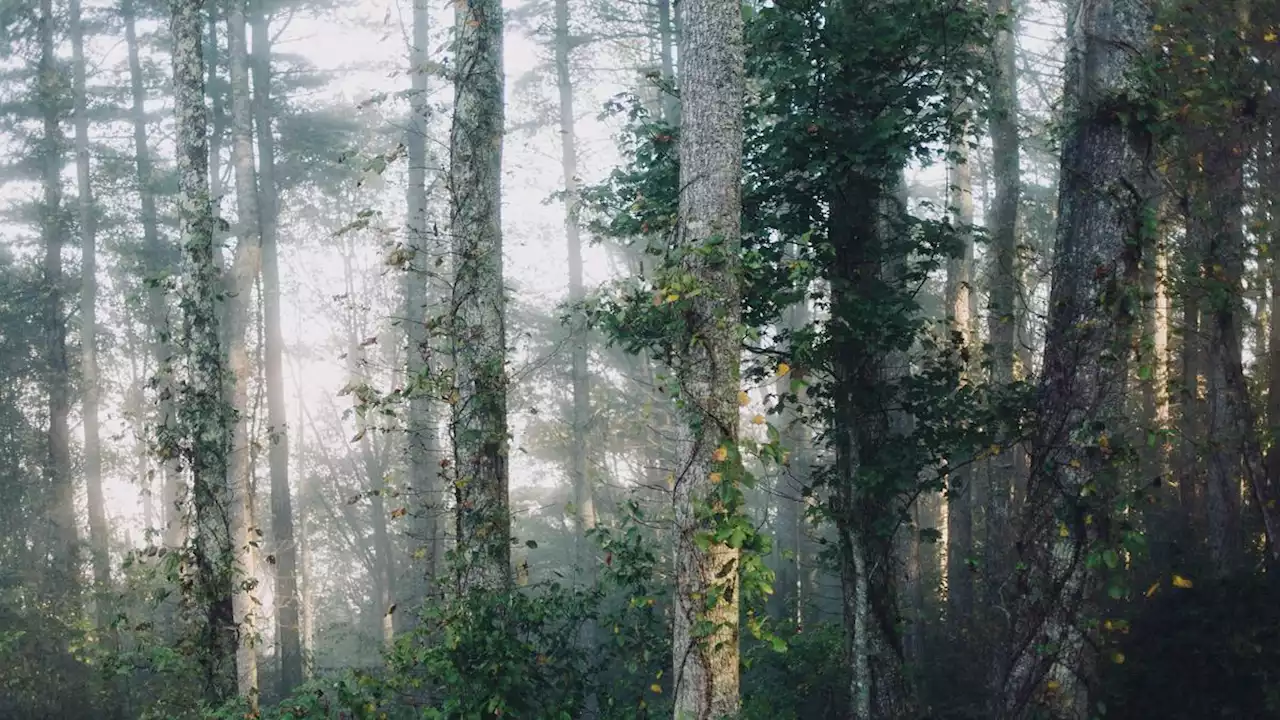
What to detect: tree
<box><xmin>993</xmin><ymin>0</ymin><xmax>1154</xmax><ymax>714</ymax></box>
<box><xmin>170</xmin><ymin>0</ymin><xmax>237</xmax><ymax>701</ymax></box>
<box><xmin>669</xmin><ymin>0</ymin><xmax>746</xmax><ymax>716</ymax></box>
<box><xmin>449</xmin><ymin>0</ymin><xmax>512</xmax><ymax>593</ymax></box>
<box><xmin>249</xmin><ymin>0</ymin><xmax>303</xmax><ymax>693</ymax></box>
<box><xmin>39</xmin><ymin>0</ymin><xmax>77</xmax><ymax>595</ymax></box>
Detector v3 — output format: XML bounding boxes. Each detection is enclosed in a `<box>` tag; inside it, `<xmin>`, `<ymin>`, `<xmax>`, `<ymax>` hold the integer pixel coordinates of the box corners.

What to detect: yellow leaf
<box><xmin>650</xmin><ymin>684</ymin><xmax>662</xmax><ymax>694</ymax></box>
<box><xmin>665</xmin><ymin>293</ymin><xmax>680</xmax><ymax>303</ymax></box>
<box><xmin>1152</xmin><ymin>23</ymin><xmax>1164</xmax><ymax>32</ymax></box>
<box><xmin>1098</xmin><ymin>434</ymin><xmax>1110</xmax><ymax>450</ymax></box>
<box><xmin>1266</xmin><ymin>30</ymin><xmax>1278</xmax><ymax>42</ymax></box>
<box><xmin>1172</xmin><ymin>574</ymin><xmax>1193</xmax><ymax>589</ymax></box>
<box><xmin>751</xmin><ymin>414</ymin><xmax>766</xmax><ymax>425</ymax></box>
<box><xmin>1059</xmin><ymin>523</ymin><xmax>1070</xmax><ymax>538</ymax></box>
<box><xmin>1112</xmin><ymin>651</ymin><xmax>1126</xmax><ymax>665</ymax></box>
<box><xmin>989</xmin><ymin>444</ymin><xmax>1001</xmax><ymax>457</ymax></box>
<box><xmin>1069</xmin><ymin>458</ymin><xmax>1082</xmax><ymax>469</ymax></box>
<box><xmin>709</xmin><ymin>472</ymin><xmax>723</xmax><ymax>484</ymax></box>
<box><xmin>712</xmin><ymin>446</ymin><xmax>729</xmax><ymax>462</ymax></box>
<box><xmin>1047</xmin><ymin>680</ymin><xmax>1061</xmax><ymax>692</ymax></box>
<box><xmin>738</xmin><ymin>390</ymin><xmax>751</xmax><ymax>406</ymax></box>
<box><xmin>777</xmin><ymin>362</ymin><xmax>791</xmax><ymax>376</ymax></box>
<box><xmin>1084</xmin><ymin>514</ymin><xmax>1093</xmax><ymax>526</ymax></box>
<box><xmin>1144</xmin><ymin>581</ymin><xmax>1160</xmax><ymax>598</ymax></box>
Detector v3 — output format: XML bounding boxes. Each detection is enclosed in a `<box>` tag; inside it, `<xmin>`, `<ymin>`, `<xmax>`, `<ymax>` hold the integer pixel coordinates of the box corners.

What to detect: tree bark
<box><xmin>226</xmin><ymin>0</ymin><xmax>262</xmax><ymax>703</ymax></box>
<box><xmin>670</xmin><ymin>0</ymin><xmax>745</xmax><ymax>716</ymax></box>
<box><xmin>171</xmin><ymin>0</ymin><xmax>237</xmax><ymax>701</ymax></box>
<box><xmin>994</xmin><ymin>0</ymin><xmax>1153</xmax><ymax>714</ymax></box>
<box><xmin>70</xmin><ymin>0</ymin><xmax>110</xmax><ymax>625</ymax></box>
<box><xmin>449</xmin><ymin>0</ymin><xmax>512</xmax><ymax>594</ymax></box>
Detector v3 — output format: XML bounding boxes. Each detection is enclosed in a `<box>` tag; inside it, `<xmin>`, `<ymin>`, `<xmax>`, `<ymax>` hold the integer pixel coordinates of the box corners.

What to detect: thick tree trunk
<box><xmin>226</xmin><ymin>0</ymin><xmax>262</xmax><ymax>703</ymax></box>
<box><xmin>555</xmin><ymin>0</ymin><xmax>597</xmax><ymax>575</ymax></box>
<box><xmin>38</xmin><ymin>0</ymin><xmax>77</xmax><ymax>594</ymax></box>
<box><xmin>247</xmin><ymin>0</ymin><xmax>303</xmax><ymax>693</ymax></box>
<box><xmin>70</xmin><ymin>0</ymin><xmax>109</xmax><ymax>624</ymax></box>
<box><xmin>671</xmin><ymin>0</ymin><xmax>745</xmax><ymax>716</ymax></box>
<box><xmin>449</xmin><ymin>0</ymin><xmax>512</xmax><ymax>594</ymax></box>
<box><xmin>171</xmin><ymin>0</ymin><xmax>237</xmax><ymax>701</ymax></box>
<box><xmin>994</xmin><ymin>1</ymin><xmax>1153</xmax><ymax>715</ymax></box>
<box><xmin>945</xmin><ymin>128</ymin><xmax>975</xmax><ymax>624</ymax></box>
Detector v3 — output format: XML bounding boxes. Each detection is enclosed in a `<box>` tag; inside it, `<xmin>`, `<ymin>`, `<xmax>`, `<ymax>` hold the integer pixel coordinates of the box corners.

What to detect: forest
<box><xmin>2</xmin><ymin>0</ymin><xmax>1279</xmax><ymax>717</ymax></box>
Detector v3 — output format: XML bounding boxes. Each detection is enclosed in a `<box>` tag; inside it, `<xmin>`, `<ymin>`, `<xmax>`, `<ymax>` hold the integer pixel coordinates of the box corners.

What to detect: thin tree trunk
<box><xmin>555</xmin><ymin>0</ymin><xmax>597</xmax><ymax>576</ymax></box>
<box><xmin>1141</xmin><ymin>230</ymin><xmax>1170</xmax><ymax>478</ymax></box>
<box><xmin>945</xmin><ymin>127</ymin><xmax>975</xmax><ymax>624</ymax></box>
<box><xmin>449</xmin><ymin>0</ymin><xmax>512</xmax><ymax>593</ymax></box>
<box><xmin>226</xmin><ymin>0</ymin><xmax>262</xmax><ymax>703</ymax></box>
<box><xmin>247</xmin><ymin>0</ymin><xmax>302</xmax><ymax>693</ymax></box>
<box><xmin>671</xmin><ymin>0</ymin><xmax>745</xmax><ymax>716</ymax></box>
<box><xmin>657</xmin><ymin>0</ymin><xmax>679</xmax><ymax>125</ymax></box>
<box><xmin>983</xmin><ymin>0</ymin><xmax>1021</xmax><ymax>690</ymax></box>
<box><xmin>125</xmin><ymin>0</ymin><xmax>183</xmax><ymax>552</ymax></box>
<box><xmin>70</xmin><ymin>0</ymin><xmax>109</xmax><ymax>625</ymax></box>
<box><xmin>404</xmin><ymin>0</ymin><xmax>443</xmax><ymax>601</ymax></box>
<box><xmin>171</xmin><ymin>0</ymin><xmax>237</xmax><ymax>700</ymax></box>
<box><xmin>38</xmin><ymin>0</ymin><xmax>77</xmax><ymax>594</ymax></box>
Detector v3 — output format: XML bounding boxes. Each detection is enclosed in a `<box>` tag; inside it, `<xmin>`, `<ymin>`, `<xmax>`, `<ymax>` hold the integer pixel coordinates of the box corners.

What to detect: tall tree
<box><xmin>248</xmin><ymin>0</ymin><xmax>302</xmax><ymax>693</ymax></box>
<box><xmin>38</xmin><ymin>0</ymin><xmax>77</xmax><ymax>593</ymax></box>
<box><xmin>449</xmin><ymin>0</ymin><xmax>512</xmax><ymax>593</ymax></box>
<box><xmin>555</xmin><ymin>0</ymin><xmax>596</xmax><ymax>572</ymax></box>
<box><xmin>404</xmin><ymin>0</ymin><xmax>443</xmax><ymax>594</ymax></box>
<box><xmin>994</xmin><ymin>0</ymin><xmax>1153</xmax><ymax>714</ymax></box>
<box><xmin>670</xmin><ymin>0</ymin><xmax>745</xmax><ymax>716</ymax></box>
<box><xmin>70</xmin><ymin>0</ymin><xmax>109</xmax><ymax>621</ymax></box>
<box><xmin>983</xmin><ymin>0</ymin><xmax>1021</xmax><ymax>627</ymax></box>
<box><xmin>170</xmin><ymin>0</ymin><xmax>237</xmax><ymax>701</ymax></box>
<box><xmin>124</xmin><ymin>0</ymin><xmax>182</xmax><ymax>552</ymax></box>
<box><xmin>226</xmin><ymin>0</ymin><xmax>262</xmax><ymax>703</ymax></box>
<box><xmin>945</xmin><ymin>119</ymin><xmax>975</xmax><ymax>624</ymax></box>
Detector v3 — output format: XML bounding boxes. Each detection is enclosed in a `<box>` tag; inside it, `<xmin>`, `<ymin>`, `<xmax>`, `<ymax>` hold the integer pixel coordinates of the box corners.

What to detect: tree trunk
<box><xmin>1140</xmin><ymin>228</ymin><xmax>1170</xmax><ymax>478</ymax></box>
<box><xmin>945</xmin><ymin>126</ymin><xmax>975</xmax><ymax>624</ymax></box>
<box><xmin>670</xmin><ymin>0</ymin><xmax>745</xmax><ymax>716</ymax></box>
<box><xmin>171</xmin><ymin>0</ymin><xmax>237</xmax><ymax>700</ymax></box>
<box><xmin>70</xmin><ymin>0</ymin><xmax>109</xmax><ymax>624</ymax></box>
<box><xmin>38</xmin><ymin>0</ymin><xmax>77</xmax><ymax>595</ymax></box>
<box><xmin>994</xmin><ymin>0</ymin><xmax>1153</xmax><ymax>714</ymax></box>
<box><xmin>404</xmin><ymin>0</ymin><xmax>443</xmax><ymax>601</ymax></box>
<box><xmin>983</xmin><ymin>0</ymin><xmax>1020</xmax><ymax>642</ymax></box>
<box><xmin>449</xmin><ymin>0</ymin><xmax>512</xmax><ymax>594</ymax></box>
<box><xmin>657</xmin><ymin>0</ymin><xmax>679</xmax><ymax>125</ymax></box>
<box><xmin>555</xmin><ymin>0</ymin><xmax>596</xmax><ymax>577</ymax></box>
<box><xmin>125</xmin><ymin>0</ymin><xmax>183</xmax><ymax>553</ymax></box>
<box><xmin>247</xmin><ymin>0</ymin><xmax>302</xmax><ymax>693</ymax></box>
<box><xmin>226</xmin><ymin>0</ymin><xmax>262</xmax><ymax>703</ymax></box>
<box><xmin>771</xmin><ymin>297</ymin><xmax>810</xmax><ymax>623</ymax></box>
